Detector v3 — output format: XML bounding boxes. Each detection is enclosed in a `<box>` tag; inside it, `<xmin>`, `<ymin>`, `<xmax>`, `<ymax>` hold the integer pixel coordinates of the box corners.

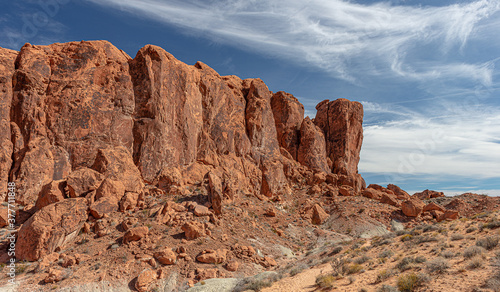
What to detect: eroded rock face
<box><xmin>297</xmin><ymin>117</ymin><xmax>329</xmax><ymax>173</ymax></box>
<box><xmin>271</xmin><ymin>91</ymin><xmax>304</xmax><ymax>160</ymax></box>
<box><xmin>17</xmin><ymin>198</ymin><xmax>88</xmax><ymax>261</ymax></box>
<box><xmin>314</xmin><ymin>99</ymin><xmax>364</xmax><ymax>192</ymax></box>
<box><xmin>9</xmin><ymin>41</ymin><xmax>135</xmax><ymax>205</ymax></box>
<box><xmin>0</xmin><ymin>48</ymin><xmax>17</xmax><ymax>200</ymax></box>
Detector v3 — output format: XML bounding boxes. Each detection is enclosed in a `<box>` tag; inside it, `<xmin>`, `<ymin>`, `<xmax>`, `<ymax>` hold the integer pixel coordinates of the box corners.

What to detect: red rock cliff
<box><xmin>0</xmin><ymin>40</ymin><xmax>364</xmax><ymax>207</ymax></box>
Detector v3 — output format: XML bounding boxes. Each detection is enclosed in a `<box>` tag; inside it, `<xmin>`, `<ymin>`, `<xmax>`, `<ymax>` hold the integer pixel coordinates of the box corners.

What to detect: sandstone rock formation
<box><xmin>314</xmin><ymin>99</ymin><xmax>365</xmax><ymax>193</ymax></box>
<box><xmin>0</xmin><ymin>48</ymin><xmax>17</xmax><ymax>201</ymax></box>
<box><xmin>16</xmin><ymin>198</ymin><xmax>88</xmax><ymax>261</ymax></box>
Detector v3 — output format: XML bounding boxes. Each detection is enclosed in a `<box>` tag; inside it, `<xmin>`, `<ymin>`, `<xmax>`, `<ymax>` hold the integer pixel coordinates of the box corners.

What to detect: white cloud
<box><xmin>86</xmin><ymin>0</ymin><xmax>500</xmax><ymax>84</ymax></box>
<box><xmin>359</xmin><ymin>101</ymin><xmax>500</xmax><ymax>180</ymax></box>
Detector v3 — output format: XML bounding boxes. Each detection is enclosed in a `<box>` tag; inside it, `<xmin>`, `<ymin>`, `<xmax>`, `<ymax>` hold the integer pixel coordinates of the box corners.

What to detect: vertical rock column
<box><xmin>314</xmin><ymin>99</ymin><xmax>365</xmax><ymax>192</ymax></box>
<box><xmin>0</xmin><ymin>48</ymin><xmax>17</xmax><ymax>200</ymax></box>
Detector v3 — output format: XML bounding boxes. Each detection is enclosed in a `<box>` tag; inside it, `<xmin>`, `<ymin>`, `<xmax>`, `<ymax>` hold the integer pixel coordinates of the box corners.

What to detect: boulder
<box><xmin>196</xmin><ymin>249</ymin><xmax>228</xmax><ymax>264</ymax></box>
<box><xmin>154</xmin><ymin>249</ymin><xmax>177</xmax><ymax>265</ymax></box>
<box><xmin>423</xmin><ymin>202</ymin><xmax>445</xmax><ymax>213</ymax></box>
<box><xmin>91</xmin><ymin>146</ymin><xmax>144</xmax><ymax>193</ymax></box>
<box><xmin>207</xmin><ymin>171</ymin><xmax>223</xmax><ymax>215</ymax></box>
<box><xmin>412</xmin><ymin>189</ymin><xmax>445</xmax><ymax>200</ymax></box>
<box><xmin>17</xmin><ymin>198</ymin><xmax>88</xmax><ymax>261</ymax></box>
<box><xmin>0</xmin><ymin>207</ymin><xmax>8</xmax><ymax>227</ymax></box>
<box><xmin>380</xmin><ymin>193</ymin><xmax>400</xmax><ymax>207</ymax></box>
<box><xmin>95</xmin><ymin>178</ymin><xmax>126</xmax><ymax>203</ymax></box>
<box><xmin>311</xmin><ymin>204</ymin><xmax>329</xmax><ymax>225</ymax></box>
<box><xmin>66</xmin><ymin>168</ymin><xmax>104</xmax><ymax>197</ymax></box>
<box><xmin>35</xmin><ymin>180</ymin><xmax>67</xmax><ymax>210</ymax></box>
<box><xmin>135</xmin><ymin>269</ymin><xmax>157</xmax><ymax>292</ymax></box>
<box><xmin>401</xmin><ymin>199</ymin><xmax>425</xmax><ymax>217</ymax></box>
<box><xmin>124</xmin><ymin>226</ymin><xmax>149</xmax><ymax>244</ymax></box>
<box><xmin>119</xmin><ymin>192</ymin><xmax>139</xmax><ymax>211</ymax></box>
<box><xmin>89</xmin><ymin>197</ymin><xmax>118</xmax><ymax>219</ymax></box>
<box><xmin>387</xmin><ymin>184</ymin><xmax>410</xmax><ymax>200</ymax></box>
<box><xmin>438</xmin><ymin>210</ymin><xmax>459</xmax><ymax>222</ymax></box>
<box><xmin>182</xmin><ymin>221</ymin><xmax>206</xmax><ymax>240</ymax></box>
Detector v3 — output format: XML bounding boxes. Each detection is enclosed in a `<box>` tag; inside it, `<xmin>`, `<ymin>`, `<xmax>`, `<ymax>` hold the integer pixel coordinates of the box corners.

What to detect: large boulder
<box><xmin>401</xmin><ymin>199</ymin><xmax>425</xmax><ymax>217</ymax></box>
<box><xmin>0</xmin><ymin>48</ymin><xmax>17</xmax><ymax>200</ymax></box>
<box><xmin>17</xmin><ymin>198</ymin><xmax>88</xmax><ymax>261</ymax></box>
<box><xmin>387</xmin><ymin>184</ymin><xmax>410</xmax><ymax>200</ymax></box>
<box><xmin>66</xmin><ymin>167</ymin><xmax>104</xmax><ymax>197</ymax></box>
<box><xmin>35</xmin><ymin>180</ymin><xmax>67</xmax><ymax>210</ymax></box>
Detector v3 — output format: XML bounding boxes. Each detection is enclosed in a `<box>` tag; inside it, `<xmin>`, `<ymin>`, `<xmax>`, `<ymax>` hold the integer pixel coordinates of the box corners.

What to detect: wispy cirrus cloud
<box><xmin>85</xmin><ymin>0</ymin><xmax>500</xmax><ymax>84</ymax></box>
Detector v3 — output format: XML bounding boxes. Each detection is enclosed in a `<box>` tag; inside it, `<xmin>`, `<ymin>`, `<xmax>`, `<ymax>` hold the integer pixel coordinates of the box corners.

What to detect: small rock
<box><xmin>124</xmin><ymin>226</ymin><xmax>149</xmax><ymax>244</ymax></box>
<box><xmin>135</xmin><ymin>269</ymin><xmax>157</xmax><ymax>292</ymax></box>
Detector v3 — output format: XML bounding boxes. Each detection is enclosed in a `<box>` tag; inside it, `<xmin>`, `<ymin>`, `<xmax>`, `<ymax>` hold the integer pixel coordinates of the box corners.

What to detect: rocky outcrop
<box><xmin>1</xmin><ymin>41</ymin><xmax>369</xmax><ymax>261</ymax></box>
<box><xmin>17</xmin><ymin>198</ymin><xmax>89</xmax><ymax>261</ymax></box>
<box><xmin>297</xmin><ymin>118</ymin><xmax>329</xmax><ymax>173</ymax></box>
<box><xmin>0</xmin><ymin>48</ymin><xmax>17</xmax><ymax>200</ymax></box>
<box><xmin>314</xmin><ymin>99</ymin><xmax>365</xmax><ymax>193</ymax></box>
<box><xmin>413</xmin><ymin>189</ymin><xmax>445</xmax><ymax>200</ymax></box>
<box><xmin>270</xmin><ymin>91</ymin><xmax>304</xmax><ymax>160</ymax></box>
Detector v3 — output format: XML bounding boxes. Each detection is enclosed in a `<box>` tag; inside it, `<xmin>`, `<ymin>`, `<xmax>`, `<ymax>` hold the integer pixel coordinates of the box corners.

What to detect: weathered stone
<box><xmin>154</xmin><ymin>249</ymin><xmax>177</xmax><ymax>265</ymax></box>
<box><xmin>66</xmin><ymin>167</ymin><xmax>104</xmax><ymax>197</ymax></box>
<box><xmin>401</xmin><ymin>199</ymin><xmax>425</xmax><ymax>217</ymax></box>
<box><xmin>196</xmin><ymin>249</ymin><xmax>228</xmax><ymax>264</ymax></box>
<box><xmin>135</xmin><ymin>269</ymin><xmax>157</xmax><ymax>292</ymax></box>
<box><xmin>270</xmin><ymin>91</ymin><xmax>304</xmax><ymax>160</ymax></box>
<box><xmin>423</xmin><ymin>202</ymin><xmax>445</xmax><ymax>213</ymax></box>
<box><xmin>297</xmin><ymin>117</ymin><xmax>329</xmax><ymax>173</ymax></box>
<box><xmin>413</xmin><ymin>189</ymin><xmax>445</xmax><ymax>200</ymax></box>
<box><xmin>17</xmin><ymin>198</ymin><xmax>88</xmax><ymax>261</ymax></box>
<box><xmin>0</xmin><ymin>48</ymin><xmax>17</xmax><ymax>200</ymax></box>
<box><xmin>387</xmin><ymin>184</ymin><xmax>410</xmax><ymax>200</ymax></box>
<box><xmin>182</xmin><ymin>221</ymin><xmax>206</xmax><ymax>240</ymax></box>
<box><xmin>124</xmin><ymin>226</ymin><xmax>149</xmax><ymax>244</ymax></box>
<box><xmin>207</xmin><ymin>171</ymin><xmax>223</xmax><ymax>215</ymax></box>
<box><xmin>35</xmin><ymin>180</ymin><xmax>67</xmax><ymax>210</ymax></box>
<box><xmin>314</xmin><ymin>99</ymin><xmax>364</xmax><ymax>192</ymax></box>
<box><xmin>91</xmin><ymin>146</ymin><xmax>143</xmax><ymax>193</ymax></box>
<box><xmin>311</xmin><ymin>204</ymin><xmax>329</xmax><ymax>225</ymax></box>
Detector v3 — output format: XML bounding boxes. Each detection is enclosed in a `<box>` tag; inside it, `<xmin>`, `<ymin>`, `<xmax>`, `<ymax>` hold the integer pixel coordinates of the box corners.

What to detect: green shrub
<box><xmin>396</xmin><ymin>257</ymin><xmax>415</xmax><ymax>271</ymax></box>
<box><xmin>342</xmin><ymin>263</ymin><xmax>363</xmax><ymax>275</ymax></box>
<box><xmin>316</xmin><ymin>274</ymin><xmax>336</xmax><ymax>289</ymax></box>
<box><xmin>376</xmin><ymin>269</ymin><xmax>394</xmax><ymax>283</ymax></box>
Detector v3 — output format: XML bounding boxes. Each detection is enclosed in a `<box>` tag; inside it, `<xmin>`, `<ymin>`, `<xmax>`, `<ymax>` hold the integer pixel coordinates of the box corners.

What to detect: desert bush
<box><xmin>414</xmin><ymin>256</ymin><xmax>427</xmax><ymax>263</ymax></box>
<box><xmin>316</xmin><ymin>274</ymin><xmax>336</xmax><ymax>289</ymax></box>
<box><xmin>354</xmin><ymin>255</ymin><xmax>370</xmax><ymax>265</ymax></box>
<box><xmin>400</xmin><ymin>234</ymin><xmax>413</xmax><ymax>242</ymax></box>
<box><xmin>450</xmin><ymin>234</ymin><xmax>465</xmax><ymax>241</ymax></box>
<box><xmin>423</xmin><ymin>224</ymin><xmax>442</xmax><ymax>233</ymax></box>
<box><xmin>415</xmin><ymin>235</ymin><xmax>439</xmax><ymax>244</ymax></box>
<box><xmin>341</xmin><ymin>263</ymin><xmax>363</xmax><ymax>275</ymax></box>
<box><xmin>377</xmin><ymin>285</ymin><xmax>398</xmax><ymax>292</ymax></box>
<box><xmin>425</xmin><ymin>257</ymin><xmax>449</xmax><ymax>274</ymax></box>
<box><xmin>376</xmin><ymin>269</ymin><xmax>394</xmax><ymax>283</ymax></box>
<box><xmin>378</xmin><ymin>250</ymin><xmax>394</xmax><ymax>259</ymax></box>
<box><xmin>233</xmin><ymin>272</ymin><xmax>282</xmax><ymax>292</ymax></box>
<box><xmin>397</xmin><ymin>273</ymin><xmax>430</xmax><ymax>292</ymax></box>
<box><xmin>396</xmin><ymin>257</ymin><xmax>415</xmax><ymax>271</ymax></box>
<box><xmin>289</xmin><ymin>264</ymin><xmax>308</xmax><ymax>276</ymax></box>
<box><xmin>440</xmin><ymin>250</ymin><xmax>456</xmax><ymax>259</ymax></box>
<box><xmin>329</xmin><ymin>246</ymin><xmax>343</xmax><ymax>255</ymax></box>
<box><xmin>483</xmin><ymin>220</ymin><xmax>500</xmax><ymax>230</ymax></box>
<box><xmin>466</xmin><ymin>227</ymin><xmax>478</xmax><ymax>233</ymax></box>
<box><xmin>476</xmin><ymin>236</ymin><xmax>499</xmax><ymax>250</ymax></box>
<box><xmin>483</xmin><ymin>271</ymin><xmax>500</xmax><ymax>292</ymax></box>
<box><xmin>464</xmin><ymin>246</ymin><xmax>486</xmax><ymax>259</ymax></box>
<box><xmin>396</xmin><ymin>230</ymin><xmax>409</xmax><ymax>236</ymax></box>
<box><xmin>466</xmin><ymin>256</ymin><xmax>483</xmax><ymax>270</ymax></box>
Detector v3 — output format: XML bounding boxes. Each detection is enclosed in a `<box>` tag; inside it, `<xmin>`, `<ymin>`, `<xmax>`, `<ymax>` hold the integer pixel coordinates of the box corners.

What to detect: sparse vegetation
<box><xmin>466</xmin><ymin>256</ymin><xmax>483</xmax><ymax>269</ymax></box>
<box><xmin>354</xmin><ymin>255</ymin><xmax>370</xmax><ymax>265</ymax></box>
<box><xmin>476</xmin><ymin>236</ymin><xmax>499</xmax><ymax>250</ymax></box>
<box><xmin>464</xmin><ymin>246</ymin><xmax>486</xmax><ymax>259</ymax></box>
<box><xmin>450</xmin><ymin>233</ymin><xmax>465</xmax><ymax>241</ymax></box>
<box><xmin>397</xmin><ymin>273</ymin><xmax>430</xmax><ymax>292</ymax></box>
<box><xmin>376</xmin><ymin>269</ymin><xmax>394</xmax><ymax>283</ymax></box>
<box><xmin>396</xmin><ymin>257</ymin><xmax>415</xmax><ymax>271</ymax></box>
<box><xmin>425</xmin><ymin>257</ymin><xmax>449</xmax><ymax>274</ymax></box>
<box><xmin>315</xmin><ymin>274</ymin><xmax>336</xmax><ymax>290</ymax></box>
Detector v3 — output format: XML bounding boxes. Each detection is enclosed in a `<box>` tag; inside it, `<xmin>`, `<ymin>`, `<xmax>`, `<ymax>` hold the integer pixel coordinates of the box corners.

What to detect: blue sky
<box><xmin>1</xmin><ymin>0</ymin><xmax>499</xmax><ymax>196</ymax></box>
